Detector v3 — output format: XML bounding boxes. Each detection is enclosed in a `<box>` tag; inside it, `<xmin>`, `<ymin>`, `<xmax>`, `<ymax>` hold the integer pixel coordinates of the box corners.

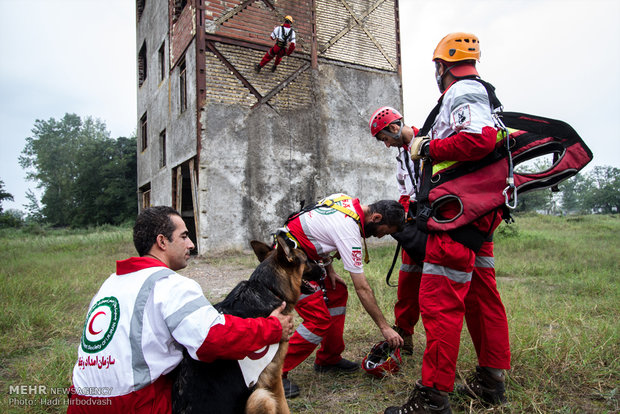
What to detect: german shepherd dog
<box><xmin>172</xmin><ymin>236</ymin><xmax>322</xmax><ymax>414</ymax></box>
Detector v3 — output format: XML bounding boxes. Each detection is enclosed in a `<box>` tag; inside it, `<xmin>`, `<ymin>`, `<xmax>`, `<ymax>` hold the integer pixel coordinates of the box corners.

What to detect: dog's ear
<box><xmin>275</xmin><ymin>235</ymin><xmax>295</xmax><ymax>263</ymax></box>
<box><xmin>250</xmin><ymin>240</ymin><xmax>273</xmax><ymax>263</ymax></box>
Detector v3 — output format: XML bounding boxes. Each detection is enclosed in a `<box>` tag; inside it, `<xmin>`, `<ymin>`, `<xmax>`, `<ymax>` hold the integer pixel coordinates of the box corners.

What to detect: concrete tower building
<box><xmin>136</xmin><ymin>0</ymin><xmax>403</xmax><ymax>254</ymax></box>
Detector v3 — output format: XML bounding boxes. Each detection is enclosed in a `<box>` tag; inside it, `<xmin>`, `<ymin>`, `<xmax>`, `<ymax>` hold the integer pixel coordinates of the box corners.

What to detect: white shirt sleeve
<box><xmin>332</xmin><ymin>221</ymin><xmax>365</xmax><ymax>273</ymax></box>
<box><xmin>153</xmin><ymin>274</ymin><xmax>225</xmax><ymax>359</ymax></box>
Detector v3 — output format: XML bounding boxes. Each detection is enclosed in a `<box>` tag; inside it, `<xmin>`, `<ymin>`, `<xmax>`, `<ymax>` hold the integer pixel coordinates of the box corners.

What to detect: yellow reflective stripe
<box><xmin>432</xmin><ymin>160</ymin><xmax>458</xmax><ymax>175</ymax></box>
<box><xmin>327</xmin><ymin>204</ymin><xmax>360</xmax><ymax>221</ymax></box>
<box><xmin>317</xmin><ymin>196</ymin><xmax>360</xmax><ymax>222</ymax></box>
<box><xmin>316</xmin><ymin>195</ymin><xmax>369</xmax><ymax>264</ymax></box>
<box><xmin>431</xmin><ymin>128</ymin><xmax>521</xmax><ymax>175</ymax></box>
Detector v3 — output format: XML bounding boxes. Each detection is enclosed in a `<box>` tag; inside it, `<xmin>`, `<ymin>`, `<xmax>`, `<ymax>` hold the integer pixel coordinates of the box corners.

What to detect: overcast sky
<box><xmin>1</xmin><ymin>0</ymin><xmax>618</xmax><ymax>212</ymax></box>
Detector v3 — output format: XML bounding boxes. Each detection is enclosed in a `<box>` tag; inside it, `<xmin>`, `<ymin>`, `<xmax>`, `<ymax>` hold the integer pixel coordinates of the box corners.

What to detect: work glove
<box><xmin>410</xmin><ymin>136</ymin><xmax>431</xmax><ymax>160</ymax></box>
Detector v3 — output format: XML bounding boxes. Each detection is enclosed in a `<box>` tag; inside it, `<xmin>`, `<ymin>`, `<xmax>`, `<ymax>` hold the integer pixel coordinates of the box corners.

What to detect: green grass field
<box><xmin>1</xmin><ymin>215</ymin><xmax>618</xmax><ymax>413</ymax></box>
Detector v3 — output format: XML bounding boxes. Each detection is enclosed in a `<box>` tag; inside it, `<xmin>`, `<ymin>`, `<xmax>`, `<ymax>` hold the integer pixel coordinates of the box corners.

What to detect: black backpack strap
<box><xmin>385</xmin><ymin>243</ymin><xmax>401</xmax><ymax>287</ymax></box>
<box><xmin>474</xmin><ymin>78</ymin><xmax>502</xmax><ymax>111</ymax></box>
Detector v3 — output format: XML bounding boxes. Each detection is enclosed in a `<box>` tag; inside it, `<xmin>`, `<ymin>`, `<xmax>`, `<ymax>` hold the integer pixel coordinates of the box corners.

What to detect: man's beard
<box><xmin>364</xmin><ymin>221</ymin><xmax>380</xmax><ymax>238</ymax></box>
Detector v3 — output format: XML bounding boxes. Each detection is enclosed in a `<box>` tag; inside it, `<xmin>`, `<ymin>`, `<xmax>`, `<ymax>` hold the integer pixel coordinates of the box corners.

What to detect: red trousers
<box><xmin>283</xmin><ymin>277</ymin><xmax>348</xmax><ymax>373</ymax></box>
<box><xmin>393</xmin><ymin>249</ymin><xmax>422</xmax><ymax>335</ymax></box>
<box><xmin>258</xmin><ymin>44</ymin><xmax>286</xmax><ymax>68</ymax></box>
<box><xmin>419</xmin><ymin>224</ymin><xmax>511</xmax><ymax>392</ymax></box>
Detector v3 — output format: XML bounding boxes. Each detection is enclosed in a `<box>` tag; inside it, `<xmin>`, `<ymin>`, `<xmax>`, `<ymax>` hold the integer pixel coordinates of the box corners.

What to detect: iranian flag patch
<box><xmin>351</xmin><ymin>247</ymin><xmax>363</xmax><ymax>267</ymax></box>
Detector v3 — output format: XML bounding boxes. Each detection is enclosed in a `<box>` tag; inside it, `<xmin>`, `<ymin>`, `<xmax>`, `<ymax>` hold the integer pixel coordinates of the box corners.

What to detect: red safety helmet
<box><xmin>369</xmin><ymin>106</ymin><xmax>403</xmax><ymax>137</ymax></box>
<box><xmin>361</xmin><ymin>341</ymin><xmax>402</xmax><ymax>378</ymax></box>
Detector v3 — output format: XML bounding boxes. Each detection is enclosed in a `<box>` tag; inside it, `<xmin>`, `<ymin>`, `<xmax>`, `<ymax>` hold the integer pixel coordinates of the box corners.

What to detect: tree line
<box><xmin>1</xmin><ymin>113</ymin><xmax>136</xmax><ymax>228</ymax></box>
<box><xmin>514</xmin><ymin>163</ymin><xmax>619</xmax><ymax>215</ymax></box>
<box><xmin>1</xmin><ymin>113</ymin><xmax>618</xmax><ymax>229</ymax></box>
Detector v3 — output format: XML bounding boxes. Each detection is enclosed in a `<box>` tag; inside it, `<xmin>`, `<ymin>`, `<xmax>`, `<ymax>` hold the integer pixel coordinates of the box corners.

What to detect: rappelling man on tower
<box><xmin>255</xmin><ymin>15</ymin><xmax>296</xmax><ymax>73</ymax></box>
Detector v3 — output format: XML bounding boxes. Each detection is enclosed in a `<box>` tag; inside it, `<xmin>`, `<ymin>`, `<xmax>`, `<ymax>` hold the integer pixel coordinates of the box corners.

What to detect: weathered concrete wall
<box><xmin>137</xmin><ymin>0</ymin><xmax>171</xmax><ymax>204</ymax></box>
<box><xmin>199</xmin><ymin>62</ymin><xmax>402</xmax><ymax>252</ymax></box>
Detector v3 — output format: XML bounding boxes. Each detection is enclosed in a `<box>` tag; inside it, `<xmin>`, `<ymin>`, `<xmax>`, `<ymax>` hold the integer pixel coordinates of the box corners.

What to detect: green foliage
<box><xmin>581</xmin><ymin>166</ymin><xmax>620</xmax><ymax>214</ymax></box>
<box><xmin>513</xmin><ymin>164</ymin><xmax>619</xmax><ymax>215</ymax></box>
<box><xmin>0</xmin><ymin>179</ymin><xmax>14</xmax><ymax>214</ymax></box>
<box><xmin>19</xmin><ymin>114</ymin><xmax>137</xmax><ymax>227</ymax></box>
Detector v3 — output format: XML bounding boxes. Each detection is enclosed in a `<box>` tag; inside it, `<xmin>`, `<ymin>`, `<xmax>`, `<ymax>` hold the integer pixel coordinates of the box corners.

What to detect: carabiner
<box><xmin>503</xmin><ymin>180</ymin><xmax>517</xmax><ymax>210</ymax></box>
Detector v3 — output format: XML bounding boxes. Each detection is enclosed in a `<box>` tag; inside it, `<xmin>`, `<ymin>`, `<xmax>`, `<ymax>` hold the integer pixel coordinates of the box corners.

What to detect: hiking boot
<box><xmin>456</xmin><ymin>366</ymin><xmax>507</xmax><ymax>405</ymax></box>
<box><xmin>314</xmin><ymin>358</ymin><xmax>359</xmax><ymax>373</ymax></box>
<box><xmin>394</xmin><ymin>325</ymin><xmax>413</xmax><ymax>355</ymax></box>
<box><xmin>384</xmin><ymin>381</ymin><xmax>452</xmax><ymax>414</ymax></box>
<box><xmin>254</xmin><ymin>63</ymin><xmax>262</xmax><ymax>73</ymax></box>
<box><xmin>282</xmin><ymin>377</ymin><xmax>300</xmax><ymax>399</ymax></box>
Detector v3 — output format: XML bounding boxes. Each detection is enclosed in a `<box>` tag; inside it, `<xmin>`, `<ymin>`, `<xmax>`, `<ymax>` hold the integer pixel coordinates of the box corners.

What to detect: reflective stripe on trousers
<box><xmin>283</xmin><ymin>277</ymin><xmax>348</xmax><ymax>373</ymax></box>
<box><xmin>394</xmin><ymin>248</ymin><xmax>422</xmax><ymax>335</ymax></box>
<box><xmin>420</xmin><ymin>233</ymin><xmax>510</xmax><ymax>392</ymax></box>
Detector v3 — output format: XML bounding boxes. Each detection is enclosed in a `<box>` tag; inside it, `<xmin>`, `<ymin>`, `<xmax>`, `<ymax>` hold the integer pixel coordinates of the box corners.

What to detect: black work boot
<box><xmin>384</xmin><ymin>381</ymin><xmax>452</xmax><ymax>414</ymax></box>
<box><xmin>456</xmin><ymin>366</ymin><xmax>507</xmax><ymax>405</ymax></box>
<box><xmin>314</xmin><ymin>358</ymin><xmax>359</xmax><ymax>373</ymax></box>
<box><xmin>254</xmin><ymin>63</ymin><xmax>262</xmax><ymax>73</ymax></box>
<box><xmin>393</xmin><ymin>325</ymin><xmax>414</xmax><ymax>355</ymax></box>
<box><xmin>271</xmin><ymin>63</ymin><xmax>277</xmax><ymax>72</ymax></box>
<box><xmin>282</xmin><ymin>377</ymin><xmax>300</xmax><ymax>399</ymax></box>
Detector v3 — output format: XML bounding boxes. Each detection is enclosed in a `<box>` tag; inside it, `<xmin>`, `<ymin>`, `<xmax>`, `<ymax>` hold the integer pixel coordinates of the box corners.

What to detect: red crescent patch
<box><xmin>247</xmin><ymin>345</ymin><xmax>270</xmax><ymax>361</ymax></box>
<box><xmin>88</xmin><ymin>311</ymin><xmax>106</xmax><ymax>335</ymax></box>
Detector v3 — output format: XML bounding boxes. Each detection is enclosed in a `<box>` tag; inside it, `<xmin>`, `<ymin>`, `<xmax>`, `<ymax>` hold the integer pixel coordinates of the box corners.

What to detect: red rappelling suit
<box><xmin>419</xmin><ymin>78</ymin><xmax>511</xmax><ymax>392</ymax></box>
<box><xmin>257</xmin><ymin>23</ymin><xmax>296</xmax><ymax>70</ymax></box>
<box><xmin>393</xmin><ymin>142</ymin><xmax>422</xmax><ymax>338</ymax></box>
<box><xmin>281</xmin><ymin>195</ymin><xmax>366</xmax><ymax>373</ymax></box>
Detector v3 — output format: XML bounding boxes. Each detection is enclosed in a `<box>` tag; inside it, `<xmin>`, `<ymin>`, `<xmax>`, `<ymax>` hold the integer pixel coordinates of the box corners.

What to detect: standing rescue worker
<box><xmin>67</xmin><ymin>206</ymin><xmax>294</xmax><ymax>413</ymax></box>
<box><xmin>255</xmin><ymin>15</ymin><xmax>296</xmax><ymax>73</ymax></box>
<box><xmin>384</xmin><ymin>33</ymin><xmax>511</xmax><ymax>414</ymax></box>
<box><xmin>275</xmin><ymin>194</ymin><xmax>405</xmax><ymax>398</ymax></box>
<box><xmin>368</xmin><ymin>107</ymin><xmax>423</xmax><ymax>355</ymax></box>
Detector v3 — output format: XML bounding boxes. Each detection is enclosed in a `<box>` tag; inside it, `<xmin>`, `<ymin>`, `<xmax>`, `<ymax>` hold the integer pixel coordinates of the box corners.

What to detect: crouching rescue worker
<box><xmin>255</xmin><ymin>15</ymin><xmax>296</xmax><ymax>73</ymax></box>
<box><xmin>384</xmin><ymin>33</ymin><xmax>511</xmax><ymax>414</ymax></box>
<box><xmin>67</xmin><ymin>206</ymin><xmax>294</xmax><ymax>413</ymax></box>
<box><xmin>369</xmin><ymin>106</ymin><xmax>423</xmax><ymax>356</ymax></box>
<box><xmin>274</xmin><ymin>194</ymin><xmax>406</xmax><ymax>398</ymax></box>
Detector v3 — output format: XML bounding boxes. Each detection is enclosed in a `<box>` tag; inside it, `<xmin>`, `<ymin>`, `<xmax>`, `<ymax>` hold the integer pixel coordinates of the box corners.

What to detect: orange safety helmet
<box><xmin>433</xmin><ymin>32</ymin><xmax>481</xmax><ymax>63</ymax></box>
<box><xmin>284</xmin><ymin>15</ymin><xmax>294</xmax><ymax>24</ymax></box>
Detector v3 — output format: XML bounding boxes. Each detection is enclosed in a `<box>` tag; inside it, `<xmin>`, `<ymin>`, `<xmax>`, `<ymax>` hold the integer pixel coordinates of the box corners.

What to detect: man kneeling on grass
<box><xmin>67</xmin><ymin>206</ymin><xmax>294</xmax><ymax>413</ymax></box>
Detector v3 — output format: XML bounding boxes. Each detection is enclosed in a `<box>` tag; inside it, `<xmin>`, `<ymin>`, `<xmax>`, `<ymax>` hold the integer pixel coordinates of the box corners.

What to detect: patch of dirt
<box><xmin>178</xmin><ymin>254</ymin><xmax>256</xmax><ymax>302</ymax></box>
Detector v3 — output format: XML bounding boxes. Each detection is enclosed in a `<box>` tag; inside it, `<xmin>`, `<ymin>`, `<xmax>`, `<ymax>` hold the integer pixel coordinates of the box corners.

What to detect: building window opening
<box><xmin>137</xmin><ymin>0</ymin><xmax>146</xmax><ymax>21</ymax></box>
<box><xmin>140</xmin><ymin>113</ymin><xmax>148</xmax><ymax>151</ymax></box>
<box><xmin>139</xmin><ymin>182</ymin><xmax>151</xmax><ymax>211</ymax></box>
<box><xmin>179</xmin><ymin>58</ymin><xmax>187</xmax><ymax>113</ymax></box>
<box><xmin>138</xmin><ymin>41</ymin><xmax>147</xmax><ymax>87</ymax></box>
<box><xmin>173</xmin><ymin>0</ymin><xmax>188</xmax><ymax>21</ymax></box>
<box><xmin>158</xmin><ymin>41</ymin><xmax>166</xmax><ymax>82</ymax></box>
<box><xmin>172</xmin><ymin>161</ymin><xmax>197</xmax><ymax>255</ymax></box>
<box><xmin>159</xmin><ymin>129</ymin><xmax>166</xmax><ymax>168</ymax></box>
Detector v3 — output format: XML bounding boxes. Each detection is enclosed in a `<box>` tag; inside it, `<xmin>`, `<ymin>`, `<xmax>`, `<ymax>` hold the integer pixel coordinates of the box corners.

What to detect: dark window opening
<box><xmin>139</xmin><ymin>182</ymin><xmax>151</xmax><ymax>211</ymax></box>
<box><xmin>138</xmin><ymin>42</ymin><xmax>147</xmax><ymax>87</ymax></box>
<box><xmin>159</xmin><ymin>129</ymin><xmax>166</xmax><ymax>168</ymax></box>
<box><xmin>172</xmin><ymin>161</ymin><xmax>197</xmax><ymax>254</ymax></box>
<box><xmin>140</xmin><ymin>113</ymin><xmax>148</xmax><ymax>151</ymax></box>
<box><xmin>137</xmin><ymin>0</ymin><xmax>146</xmax><ymax>21</ymax></box>
<box><xmin>179</xmin><ymin>58</ymin><xmax>187</xmax><ymax>113</ymax></box>
<box><xmin>173</xmin><ymin>0</ymin><xmax>188</xmax><ymax>21</ymax></box>
<box><xmin>158</xmin><ymin>41</ymin><xmax>166</xmax><ymax>82</ymax></box>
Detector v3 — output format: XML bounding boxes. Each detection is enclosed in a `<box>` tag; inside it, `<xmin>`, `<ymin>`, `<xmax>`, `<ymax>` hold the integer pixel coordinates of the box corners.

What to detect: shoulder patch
<box><xmin>451</xmin><ymin>104</ymin><xmax>471</xmax><ymax>130</ymax></box>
